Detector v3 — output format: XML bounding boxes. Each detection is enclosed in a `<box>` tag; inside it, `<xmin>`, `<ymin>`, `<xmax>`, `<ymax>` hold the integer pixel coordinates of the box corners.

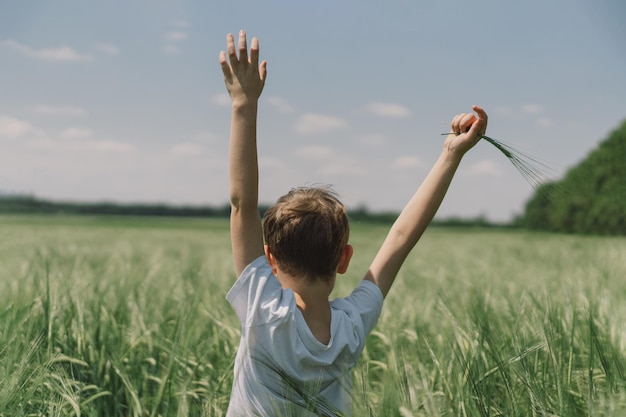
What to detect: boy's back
<box><xmin>226</xmin><ymin>256</ymin><xmax>382</xmax><ymax>416</ymax></box>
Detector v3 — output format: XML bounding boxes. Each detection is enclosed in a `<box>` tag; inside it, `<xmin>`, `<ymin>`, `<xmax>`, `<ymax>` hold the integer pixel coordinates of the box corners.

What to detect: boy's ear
<box><xmin>337</xmin><ymin>244</ymin><xmax>354</xmax><ymax>274</ymax></box>
<box><xmin>264</xmin><ymin>245</ymin><xmax>279</xmax><ymax>275</ymax></box>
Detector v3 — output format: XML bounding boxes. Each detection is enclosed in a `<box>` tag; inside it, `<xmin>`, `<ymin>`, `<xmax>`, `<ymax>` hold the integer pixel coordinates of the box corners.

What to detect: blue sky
<box><xmin>1</xmin><ymin>0</ymin><xmax>625</xmax><ymax>221</ymax></box>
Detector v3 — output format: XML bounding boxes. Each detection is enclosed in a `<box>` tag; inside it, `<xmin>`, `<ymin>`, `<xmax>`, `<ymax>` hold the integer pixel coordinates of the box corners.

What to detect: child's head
<box><xmin>262</xmin><ymin>186</ymin><xmax>350</xmax><ymax>282</ymax></box>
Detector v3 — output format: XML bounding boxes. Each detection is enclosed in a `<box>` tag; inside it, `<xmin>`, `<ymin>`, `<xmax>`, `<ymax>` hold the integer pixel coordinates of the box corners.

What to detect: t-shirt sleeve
<box><xmin>226</xmin><ymin>255</ymin><xmax>291</xmax><ymax>327</ymax></box>
<box><xmin>343</xmin><ymin>280</ymin><xmax>384</xmax><ymax>336</ymax></box>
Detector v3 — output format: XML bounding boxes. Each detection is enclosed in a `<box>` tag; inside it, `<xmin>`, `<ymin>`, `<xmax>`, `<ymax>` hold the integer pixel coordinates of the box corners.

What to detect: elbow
<box><xmin>387</xmin><ymin>224</ymin><xmax>422</xmax><ymax>254</ymax></box>
<box><xmin>229</xmin><ymin>193</ymin><xmax>241</xmax><ymax>211</ymax></box>
<box><xmin>389</xmin><ymin>225</ymin><xmax>411</xmax><ymax>246</ymax></box>
<box><xmin>229</xmin><ymin>193</ymin><xmax>258</xmax><ymax>215</ymax></box>
<box><xmin>229</xmin><ymin>187</ymin><xmax>247</xmax><ymax>210</ymax></box>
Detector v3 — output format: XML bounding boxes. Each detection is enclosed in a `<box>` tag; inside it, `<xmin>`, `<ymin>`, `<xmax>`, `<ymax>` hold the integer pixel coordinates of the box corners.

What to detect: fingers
<box><xmin>472</xmin><ymin>104</ymin><xmax>488</xmax><ymax>136</ymax></box>
<box><xmin>449</xmin><ymin>114</ymin><xmax>461</xmax><ymax>133</ymax></box>
<box><xmin>472</xmin><ymin>105</ymin><xmax>487</xmax><ymax>121</ymax></box>
<box><xmin>465</xmin><ymin>105</ymin><xmax>488</xmax><ymax>140</ymax></box>
<box><xmin>238</xmin><ymin>30</ymin><xmax>248</xmax><ymax>63</ymax></box>
<box><xmin>460</xmin><ymin>113</ymin><xmax>477</xmax><ymax>133</ymax></box>
<box><xmin>450</xmin><ymin>113</ymin><xmax>476</xmax><ymax>134</ymax></box>
<box><xmin>219</xmin><ymin>50</ymin><xmax>227</xmax><ymax>68</ymax></box>
<box><xmin>219</xmin><ymin>50</ymin><xmax>233</xmax><ymax>84</ymax></box>
<box><xmin>225</xmin><ymin>31</ymin><xmax>257</xmax><ymax>67</ymax></box>
<box><xmin>250</xmin><ymin>37</ymin><xmax>267</xmax><ymax>82</ymax></box>
<box><xmin>220</xmin><ymin>31</ymin><xmax>267</xmax><ymax>99</ymax></box>
<box><xmin>250</xmin><ymin>37</ymin><xmax>259</xmax><ymax>67</ymax></box>
<box><xmin>259</xmin><ymin>60</ymin><xmax>268</xmax><ymax>82</ymax></box>
<box><xmin>450</xmin><ymin>106</ymin><xmax>488</xmax><ymax>136</ymax></box>
<box><xmin>226</xmin><ymin>33</ymin><xmax>237</xmax><ymax>67</ymax></box>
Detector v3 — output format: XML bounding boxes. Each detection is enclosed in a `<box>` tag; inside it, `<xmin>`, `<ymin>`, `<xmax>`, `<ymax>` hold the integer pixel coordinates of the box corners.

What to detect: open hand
<box><xmin>444</xmin><ymin>105</ymin><xmax>488</xmax><ymax>156</ymax></box>
<box><xmin>219</xmin><ymin>30</ymin><xmax>267</xmax><ymax>105</ymax></box>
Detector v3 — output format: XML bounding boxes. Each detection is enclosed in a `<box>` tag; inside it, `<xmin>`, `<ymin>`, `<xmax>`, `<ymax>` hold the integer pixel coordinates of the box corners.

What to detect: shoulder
<box><xmin>331</xmin><ymin>280</ymin><xmax>384</xmax><ymax>336</ymax></box>
<box><xmin>338</xmin><ymin>280</ymin><xmax>384</xmax><ymax>310</ymax></box>
<box><xmin>227</xmin><ymin>255</ymin><xmax>271</xmax><ymax>301</ymax></box>
<box><xmin>226</xmin><ymin>255</ymin><xmax>296</xmax><ymax>326</ymax></box>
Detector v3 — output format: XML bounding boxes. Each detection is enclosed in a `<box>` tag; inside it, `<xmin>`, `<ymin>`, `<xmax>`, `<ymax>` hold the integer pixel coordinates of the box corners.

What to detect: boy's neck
<box><xmin>277</xmin><ymin>273</ymin><xmax>335</xmax><ymax>345</ymax></box>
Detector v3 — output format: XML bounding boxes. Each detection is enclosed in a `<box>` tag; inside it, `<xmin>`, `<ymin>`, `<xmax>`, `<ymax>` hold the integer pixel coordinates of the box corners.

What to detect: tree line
<box><xmin>0</xmin><ymin>194</ymin><xmax>510</xmax><ymax>228</ymax></box>
<box><xmin>522</xmin><ymin>118</ymin><xmax>626</xmax><ymax>235</ymax></box>
<box><xmin>0</xmin><ymin>195</ymin><xmax>232</xmax><ymax>218</ymax></box>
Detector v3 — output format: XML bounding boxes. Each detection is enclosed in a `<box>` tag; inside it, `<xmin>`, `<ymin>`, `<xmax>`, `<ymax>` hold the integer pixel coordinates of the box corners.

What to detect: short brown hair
<box><xmin>262</xmin><ymin>187</ymin><xmax>349</xmax><ymax>282</ymax></box>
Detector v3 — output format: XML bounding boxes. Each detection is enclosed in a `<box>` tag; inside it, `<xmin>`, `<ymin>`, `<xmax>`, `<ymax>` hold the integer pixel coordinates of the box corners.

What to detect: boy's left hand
<box><xmin>219</xmin><ymin>30</ymin><xmax>267</xmax><ymax>106</ymax></box>
<box><xmin>444</xmin><ymin>105</ymin><xmax>488</xmax><ymax>156</ymax></box>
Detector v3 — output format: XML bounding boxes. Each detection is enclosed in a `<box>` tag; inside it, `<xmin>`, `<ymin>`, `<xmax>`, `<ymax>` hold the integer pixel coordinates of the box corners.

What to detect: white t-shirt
<box><xmin>225</xmin><ymin>255</ymin><xmax>384</xmax><ymax>417</ymax></box>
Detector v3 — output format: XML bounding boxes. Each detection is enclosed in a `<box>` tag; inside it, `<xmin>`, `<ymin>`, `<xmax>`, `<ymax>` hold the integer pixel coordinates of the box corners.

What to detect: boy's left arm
<box><xmin>220</xmin><ymin>31</ymin><xmax>268</xmax><ymax>276</ymax></box>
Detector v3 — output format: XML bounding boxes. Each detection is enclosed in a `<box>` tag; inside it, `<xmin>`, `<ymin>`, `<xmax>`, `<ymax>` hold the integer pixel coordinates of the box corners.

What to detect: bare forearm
<box><xmin>229</xmin><ymin>102</ymin><xmax>260</xmax><ymax>210</ymax></box>
<box><xmin>228</xmin><ymin>101</ymin><xmax>264</xmax><ymax>274</ymax></box>
<box><xmin>390</xmin><ymin>151</ymin><xmax>460</xmax><ymax>248</ymax></box>
<box><xmin>367</xmin><ymin>150</ymin><xmax>463</xmax><ymax>296</ymax></box>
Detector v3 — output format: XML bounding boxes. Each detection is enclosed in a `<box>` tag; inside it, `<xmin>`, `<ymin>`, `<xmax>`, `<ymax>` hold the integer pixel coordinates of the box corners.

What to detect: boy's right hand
<box><xmin>443</xmin><ymin>105</ymin><xmax>488</xmax><ymax>158</ymax></box>
<box><xmin>219</xmin><ymin>31</ymin><xmax>267</xmax><ymax>106</ymax></box>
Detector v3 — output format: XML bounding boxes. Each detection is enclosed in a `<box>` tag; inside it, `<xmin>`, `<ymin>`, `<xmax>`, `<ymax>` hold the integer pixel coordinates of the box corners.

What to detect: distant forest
<box><xmin>0</xmin><ymin>194</ymin><xmax>508</xmax><ymax>228</ymax></box>
<box><xmin>0</xmin><ymin>194</ymin><xmax>232</xmax><ymax>218</ymax></box>
<box><xmin>522</xmin><ymin>118</ymin><xmax>626</xmax><ymax>235</ymax></box>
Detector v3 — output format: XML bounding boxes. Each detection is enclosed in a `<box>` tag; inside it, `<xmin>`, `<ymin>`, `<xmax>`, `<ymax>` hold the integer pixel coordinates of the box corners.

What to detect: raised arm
<box><xmin>219</xmin><ymin>31</ymin><xmax>268</xmax><ymax>276</ymax></box>
<box><xmin>364</xmin><ymin>105</ymin><xmax>488</xmax><ymax>297</ymax></box>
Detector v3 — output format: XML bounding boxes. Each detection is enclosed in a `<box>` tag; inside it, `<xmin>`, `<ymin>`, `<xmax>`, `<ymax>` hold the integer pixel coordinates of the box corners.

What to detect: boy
<box><xmin>219</xmin><ymin>30</ymin><xmax>488</xmax><ymax>416</ymax></box>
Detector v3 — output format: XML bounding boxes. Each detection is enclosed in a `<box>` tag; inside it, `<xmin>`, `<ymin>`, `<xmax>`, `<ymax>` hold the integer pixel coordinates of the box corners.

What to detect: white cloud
<box><xmin>259</xmin><ymin>156</ymin><xmax>289</xmax><ymax>170</ymax></box>
<box><xmin>265</xmin><ymin>96</ymin><xmax>296</xmax><ymax>113</ymax></box>
<box><xmin>521</xmin><ymin>103</ymin><xmax>543</xmax><ymax>115</ymax></box>
<box><xmin>0</xmin><ymin>116</ymin><xmax>35</xmax><ymax>138</ymax></box>
<box><xmin>212</xmin><ymin>93</ymin><xmax>231</xmax><ymax>107</ymax></box>
<box><xmin>536</xmin><ymin>117</ymin><xmax>554</xmax><ymax>128</ymax></box>
<box><xmin>171</xmin><ymin>19</ymin><xmax>190</xmax><ymax>28</ymax></box>
<box><xmin>93</xmin><ymin>42</ymin><xmax>119</xmax><ymax>56</ymax></box>
<box><xmin>293</xmin><ymin>113</ymin><xmax>349</xmax><ymax>135</ymax></box>
<box><xmin>25</xmin><ymin>138</ymin><xmax>56</xmax><ymax>150</ymax></box>
<box><xmin>163</xmin><ymin>44</ymin><xmax>180</xmax><ymax>54</ymax></box>
<box><xmin>163</xmin><ymin>44</ymin><xmax>181</xmax><ymax>54</ymax></box>
<box><xmin>163</xmin><ymin>29</ymin><xmax>189</xmax><ymax>54</ymax></box>
<box><xmin>519</xmin><ymin>104</ymin><xmax>555</xmax><ymax>127</ymax></box>
<box><xmin>468</xmin><ymin>160</ymin><xmax>500</xmax><ymax>175</ymax></box>
<box><xmin>87</xmin><ymin>140</ymin><xmax>135</xmax><ymax>153</ymax></box>
<box><xmin>170</xmin><ymin>131</ymin><xmax>221</xmax><ymax>158</ymax></box>
<box><xmin>28</xmin><ymin>136</ymin><xmax>135</xmax><ymax>153</ymax></box>
<box><xmin>294</xmin><ymin>145</ymin><xmax>333</xmax><ymax>160</ymax></box>
<box><xmin>493</xmin><ymin>106</ymin><xmax>513</xmax><ymax>116</ymax></box>
<box><xmin>193</xmin><ymin>131</ymin><xmax>219</xmax><ymax>143</ymax></box>
<box><xmin>353</xmin><ymin>133</ymin><xmax>387</xmax><ymax>148</ymax></box>
<box><xmin>1</xmin><ymin>39</ymin><xmax>93</xmax><ymax>62</ymax></box>
<box><xmin>60</xmin><ymin>127</ymin><xmax>93</xmax><ymax>140</ymax></box>
<box><xmin>171</xmin><ymin>142</ymin><xmax>205</xmax><ymax>157</ymax></box>
<box><xmin>318</xmin><ymin>158</ymin><xmax>365</xmax><ymax>177</ymax></box>
<box><xmin>31</xmin><ymin>104</ymin><xmax>88</xmax><ymax>117</ymax></box>
<box><xmin>392</xmin><ymin>156</ymin><xmax>423</xmax><ymax>170</ymax></box>
<box><xmin>363</xmin><ymin>101</ymin><xmax>411</xmax><ymax>119</ymax></box>
<box><xmin>165</xmin><ymin>31</ymin><xmax>189</xmax><ymax>42</ymax></box>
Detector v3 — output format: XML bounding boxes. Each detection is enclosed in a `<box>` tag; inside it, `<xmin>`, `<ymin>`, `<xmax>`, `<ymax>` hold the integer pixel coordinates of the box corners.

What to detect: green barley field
<box><xmin>0</xmin><ymin>214</ymin><xmax>625</xmax><ymax>416</ymax></box>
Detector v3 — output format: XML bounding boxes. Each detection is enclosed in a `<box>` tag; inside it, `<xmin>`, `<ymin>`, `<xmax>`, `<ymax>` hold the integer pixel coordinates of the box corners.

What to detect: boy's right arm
<box><xmin>364</xmin><ymin>106</ymin><xmax>488</xmax><ymax>298</ymax></box>
<box><xmin>220</xmin><ymin>31</ymin><xmax>268</xmax><ymax>276</ymax></box>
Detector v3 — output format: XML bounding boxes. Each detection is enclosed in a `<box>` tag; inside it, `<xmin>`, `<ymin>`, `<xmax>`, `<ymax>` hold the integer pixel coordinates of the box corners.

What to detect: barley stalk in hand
<box><xmin>441</xmin><ymin>133</ymin><xmax>554</xmax><ymax>191</ymax></box>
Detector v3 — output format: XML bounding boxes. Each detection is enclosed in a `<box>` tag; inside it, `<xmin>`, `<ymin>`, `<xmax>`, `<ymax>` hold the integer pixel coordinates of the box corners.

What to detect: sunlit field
<box><xmin>0</xmin><ymin>215</ymin><xmax>624</xmax><ymax>416</ymax></box>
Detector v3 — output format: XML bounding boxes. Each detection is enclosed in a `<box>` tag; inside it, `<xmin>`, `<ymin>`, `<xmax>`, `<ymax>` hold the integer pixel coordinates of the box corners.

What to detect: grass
<box><xmin>0</xmin><ymin>215</ymin><xmax>624</xmax><ymax>416</ymax></box>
